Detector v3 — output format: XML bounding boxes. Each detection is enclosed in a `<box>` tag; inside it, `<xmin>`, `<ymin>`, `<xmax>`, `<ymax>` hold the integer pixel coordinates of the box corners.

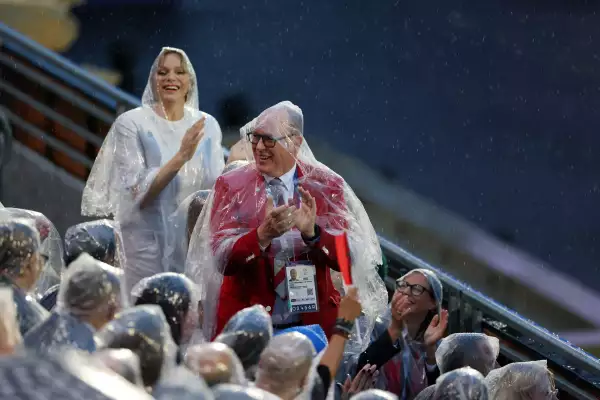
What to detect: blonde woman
<box><xmin>82</xmin><ymin>47</ymin><xmax>224</xmax><ymax>293</ymax></box>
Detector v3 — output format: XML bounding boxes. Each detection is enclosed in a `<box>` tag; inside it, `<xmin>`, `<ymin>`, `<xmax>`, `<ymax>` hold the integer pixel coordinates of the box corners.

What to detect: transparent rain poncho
<box><xmin>0</xmin><ymin>208</ymin><xmax>65</xmax><ymax>297</ymax></box>
<box><xmin>64</xmin><ymin>219</ymin><xmax>124</xmax><ymax>268</ymax></box>
<box><xmin>222</xmin><ymin>159</ymin><xmax>250</xmax><ymax>174</ymax></box>
<box><xmin>338</xmin><ymin>269</ymin><xmax>443</xmax><ymax>400</ymax></box>
<box><xmin>164</xmin><ymin>190</ymin><xmax>211</xmax><ymax>274</ymax></box>
<box><xmin>24</xmin><ymin>253</ymin><xmax>125</xmax><ymax>354</ymax></box>
<box><xmin>0</xmin><ymin>219</ymin><xmax>49</xmax><ymax>336</ymax></box>
<box><xmin>95</xmin><ymin>304</ymin><xmax>177</xmax><ymax>389</ymax></box>
<box><xmin>81</xmin><ymin>47</ymin><xmax>225</xmax><ymax>293</ymax></box>
<box><xmin>185</xmin><ymin>100</ymin><xmax>387</xmax><ymax>351</ymax></box>
<box><xmin>131</xmin><ymin>272</ymin><xmax>199</xmax><ymax>346</ymax></box>
<box><xmin>0</xmin><ymin>287</ymin><xmax>22</xmax><ymax>355</ymax></box>
<box><xmin>353</xmin><ymin>390</ymin><xmax>400</xmax><ymax>400</ymax></box>
<box><xmin>213</xmin><ymin>383</ymin><xmax>282</xmax><ymax>400</ymax></box>
<box><xmin>435</xmin><ymin>333</ymin><xmax>500</xmax><ymax>376</ymax></box>
<box><xmin>152</xmin><ymin>365</ymin><xmax>214</xmax><ymax>400</ymax></box>
<box><xmin>213</xmin><ymin>305</ymin><xmax>273</xmax><ymax>379</ymax></box>
<box><xmin>255</xmin><ymin>331</ymin><xmax>316</xmax><ymax>400</ymax></box>
<box><xmin>485</xmin><ymin>360</ymin><xmax>558</xmax><ymax>400</ymax></box>
<box><xmin>184</xmin><ymin>342</ymin><xmax>247</xmax><ymax>387</ymax></box>
<box><xmin>94</xmin><ymin>348</ymin><xmax>144</xmax><ymax>387</ymax></box>
<box><xmin>433</xmin><ymin>368</ymin><xmax>489</xmax><ymax>400</ymax></box>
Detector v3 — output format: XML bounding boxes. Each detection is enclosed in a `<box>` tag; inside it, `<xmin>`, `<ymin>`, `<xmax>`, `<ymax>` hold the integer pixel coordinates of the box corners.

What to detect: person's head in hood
<box><xmin>436</xmin><ymin>333</ymin><xmax>500</xmax><ymax>377</ymax></box>
<box><xmin>255</xmin><ymin>332</ymin><xmax>315</xmax><ymax>400</ymax></box>
<box><xmin>95</xmin><ymin>304</ymin><xmax>174</xmax><ymax>389</ymax></box>
<box><xmin>184</xmin><ymin>342</ymin><xmax>246</xmax><ymax>387</ymax></box>
<box><xmin>131</xmin><ymin>272</ymin><xmax>198</xmax><ymax>346</ymax></box>
<box><xmin>0</xmin><ymin>219</ymin><xmax>43</xmax><ymax>291</ymax></box>
<box><xmin>64</xmin><ymin>220</ymin><xmax>118</xmax><ymax>267</ymax></box>
<box><xmin>485</xmin><ymin>360</ymin><xmax>558</xmax><ymax>400</ymax></box>
<box><xmin>434</xmin><ymin>367</ymin><xmax>489</xmax><ymax>400</ymax></box>
<box><xmin>213</xmin><ymin>383</ymin><xmax>281</xmax><ymax>400</ymax></box>
<box><xmin>94</xmin><ymin>348</ymin><xmax>144</xmax><ymax>387</ymax></box>
<box><xmin>392</xmin><ymin>268</ymin><xmax>443</xmax><ymax>339</ymax></box>
<box><xmin>244</xmin><ymin>101</ymin><xmax>304</xmax><ymax>178</ymax></box>
<box><xmin>57</xmin><ymin>253</ymin><xmax>124</xmax><ymax>330</ymax></box>
<box><xmin>214</xmin><ymin>305</ymin><xmax>272</xmax><ymax>379</ymax></box>
<box><xmin>353</xmin><ymin>390</ymin><xmax>399</xmax><ymax>400</ymax></box>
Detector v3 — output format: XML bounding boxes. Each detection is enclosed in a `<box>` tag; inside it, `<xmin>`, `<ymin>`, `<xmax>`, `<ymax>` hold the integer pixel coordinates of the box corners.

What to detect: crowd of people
<box><xmin>0</xmin><ymin>47</ymin><xmax>560</xmax><ymax>399</ymax></box>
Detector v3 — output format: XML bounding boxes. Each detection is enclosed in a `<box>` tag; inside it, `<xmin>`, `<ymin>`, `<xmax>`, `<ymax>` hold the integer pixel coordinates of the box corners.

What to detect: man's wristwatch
<box><xmin>333</xmin><ymin>317</ymin><xmax>354</xmax><ymax>339</ymax></box>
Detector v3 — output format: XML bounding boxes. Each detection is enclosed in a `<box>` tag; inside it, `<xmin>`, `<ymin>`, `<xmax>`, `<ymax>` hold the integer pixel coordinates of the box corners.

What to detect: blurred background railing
<box><xmin>1</xmin><ymin>15</ymin><xmax>600</xmax><ymax>399</ymax></box>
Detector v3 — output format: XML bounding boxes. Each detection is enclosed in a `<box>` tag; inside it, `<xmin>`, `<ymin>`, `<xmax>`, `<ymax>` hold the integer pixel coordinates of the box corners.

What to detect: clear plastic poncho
<box><xmin>95</xmin><ymin>304</ymin><xmax>178</xmax><ymax>389</ymax></box>
<box><xmin>94</xmin><ymin>348</ymin><xmax>144</xmax><ymax>387</ymax></box>
<box><xmin>433</xmin><ymin>367</ymin><xmax>489</xmax><ymax>400</ymax></box>
<box><xmin>213</xmin><ymin>383</ymin><xmax>282</xmax><ymax>400</ymax></box>
<box><xmin>131</xmin><ymin>272</ymin><xmax>199</xmax><ymax>346</ymax></box>
<box><xmin>0</xmin><ymin>208</ymin><xmax>65</xmax><ymax>297</ymax></box>
<box><xmin>353</xmin><ymin>390</ymin><xmax>400</xmax><ymax>400</ymax></box>
<box><xmin>24</xmin><ymin>254</ymin><xmax>125</xmax><ymax>354</ymax></box>
<box><xmin>213</xmin><ymin>305</ymin><xmax>274</xmax><ymax>379</ymax></box>
<box><xmin>64</xmin><ymin>219</ymin><xmax>124</xmax><ymax>268</ymax></box>
<box><xmin>184</xmin><ymin>342</ymin><xmax>247</xmax><ymax>387</ymax></box>
<box><xmin>153</xmin><ymin>366</ymin><xmax>214</xmax><ymax>400</ymax></box>
<box><xmin>0</xmin><ymin>287</ymin><xmax>22</xmax><ymax>355</ymax></box>
<box><xmin>0</xmin><ymin>219</ymin><xmax>49</xmax><ymax>336</ymax></box>
<box><xmin>435</xmin><ymin>333</ymin><xmax>500</xmax><ymax>377</ymax></box>
<box><xmin>185</xmin><ymin>101</ymin><xmax>387</xmax><ymax>352</ymax></box>
<box><xmin>81</xmin><ymin>47</ymin><xmax>225</xmax><ymax>293</ymax></box>
<box><xmin>337</xmin><ymin>269</ymin><xmax>443</xmax><ymax>400</ymax></box>
<box><xmin>485</xmin><ymin>360</ymin><xmax>558</xmax><ymax>400</ymax></box>
<box><xmin>255</xmin><ymin>331</ymin><xmax>316</xmax><ymax>400</ymax></box>
<box><xmin>164</xmin><ymin>190</ymin><xmax>211</xmax><ymax>274</ymax></box>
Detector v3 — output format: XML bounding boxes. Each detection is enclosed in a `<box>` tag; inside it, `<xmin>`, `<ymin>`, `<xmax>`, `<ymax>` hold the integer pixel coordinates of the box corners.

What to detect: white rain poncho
<box><xmin>435</xmin><ymin>333</ymin><xmax>500</xmax><ymax>376</ymax></box>
<box><xmin>255</xmin><ymin>331</ymin><xmax>316</xmax><ymax>400</ymax></box>
<box><xmin>185</xmin><ymin>100</ymin><xmax>387</xmax><ymax>351</ymax></box>
<box><xmin>485</xmin><ymin>360</ymin><xmax>558</xmax><ymax>400</ymax></box>
<box><xmin>95</xmin><ymin>304</ymin><xmax>178</xmax><ymax>389</ymax></box>
<box><xmin>0</xmin><ymin>219</ymin><xmax>49</xmax><ymax>336</ymax></box>
<box><xmin>81</xmin><ymin>47</ymin><xmax>225</xmax><ymax>293</ymax></box>
<box><xmin>433</xmin><ymin>367</ymin><xmax>488</xmax><ymax>400</ymax></box>
<box><xmin>184</xmin><ymin>342</ymin><xmax>247</xmax><ymax>387</ymax></box>
<box><xmin>23</xmin><ymin>254</ymin><xmax>125</xmax><ymax>354</ymax></box>
<box><xmin>0</xmin><ymin>287</ymin><xmax>22</xmax><ymax>355</ymax></box>
<box><xmin>131</xmin><ymin>272</ymin><xmax>199</xmax><ymax>347</ymax></box>
<box><xmin>0</xmin><ymin>208</ymin><xmax>65</xmax><ymax>298</ymax></box>
<box><xmin>164</xmin><ymin>190</ymin><xmax>211</xmax><ymax>274</ymax></box>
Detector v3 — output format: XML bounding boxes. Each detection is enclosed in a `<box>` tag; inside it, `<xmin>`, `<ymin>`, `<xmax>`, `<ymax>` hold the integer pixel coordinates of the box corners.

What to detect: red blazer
<box><xmin>210</xmin><ymin>163</ymin><xmax>347</xmax><ymax>338</ymax></box>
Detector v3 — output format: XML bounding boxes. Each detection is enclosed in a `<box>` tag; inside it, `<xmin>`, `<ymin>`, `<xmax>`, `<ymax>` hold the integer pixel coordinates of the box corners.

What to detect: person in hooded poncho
<box><xmin>81</xmin><ymin>47</ymin><xmax>225</xmax><ymax>294</ymax></box>
<box><xmin>0</xmin><ymin>219</ymin><xmax>49</xmax><ymax>336</ymax></box>
<box><xmin>185</xmin><ymin>101</ymin><xmax>387</xmax><ymax>352</ymax></box>
<box><xmin>0</xmin><ymin>208</ymin><xmax>65</xmax><ymax>299</ymax></box>
<box><xmin>24</xmin><ymin>253</ymin><xmax>124</xmax><ymax>354</ymax></box>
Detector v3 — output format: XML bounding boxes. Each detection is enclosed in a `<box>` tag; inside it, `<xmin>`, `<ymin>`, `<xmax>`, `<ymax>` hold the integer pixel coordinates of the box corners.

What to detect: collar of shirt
<box><xmin>262</xmin><ymin>164</ymin><xmax>297</xmax><ymax>192</ymax></box>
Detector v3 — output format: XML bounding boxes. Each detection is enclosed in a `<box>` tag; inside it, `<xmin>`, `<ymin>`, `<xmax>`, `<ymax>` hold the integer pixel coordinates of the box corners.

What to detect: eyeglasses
<box><xmin>247</xmin><ymin>132</ymin><xmax>294</xmax><ymax>148</ymax></box>
<box><xmin>395</xmin><ymin>280</ymin><xmax>430</xmax><ymax>297</ymax></box>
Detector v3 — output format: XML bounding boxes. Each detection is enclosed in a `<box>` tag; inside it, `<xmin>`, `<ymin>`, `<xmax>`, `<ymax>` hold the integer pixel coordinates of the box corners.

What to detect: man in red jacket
<box><xmin>193</xmin><ymin>101</ymin><xmax>386</xmax><ymax>341</ymax></box>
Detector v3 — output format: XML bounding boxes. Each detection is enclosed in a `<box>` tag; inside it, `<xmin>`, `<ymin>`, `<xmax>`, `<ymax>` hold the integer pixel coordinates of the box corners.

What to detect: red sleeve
<box><xmin>210</xmin><ymin>177</ymin><xmax>262</xmax><ymax>276</ymax></box>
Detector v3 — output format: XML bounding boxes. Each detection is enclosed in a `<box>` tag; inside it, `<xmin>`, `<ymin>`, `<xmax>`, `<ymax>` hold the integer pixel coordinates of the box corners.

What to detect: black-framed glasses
<box><xmin>395</xmin><ymin>280</ymin><xmax>430</xmax><ymax>297</ymax></box>
<box><xmin>247</xmin><ymin>132</ymin><xmax>293</xmax><ymax>148</ymax></box>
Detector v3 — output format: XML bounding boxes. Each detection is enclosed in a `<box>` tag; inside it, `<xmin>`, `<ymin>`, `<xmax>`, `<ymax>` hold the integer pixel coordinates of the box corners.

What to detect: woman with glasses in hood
<box><xmin>82</xmin><ymin>47</ymin><xmax>225</xmax><ymax>293</ymax></box>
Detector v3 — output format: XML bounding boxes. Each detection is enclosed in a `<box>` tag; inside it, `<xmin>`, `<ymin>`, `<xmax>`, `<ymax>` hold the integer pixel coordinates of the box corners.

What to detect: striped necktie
<box><xmin>268</xmin><ymin>178</ymin><xmax>289</xmax><ymax>298</ymax></box>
